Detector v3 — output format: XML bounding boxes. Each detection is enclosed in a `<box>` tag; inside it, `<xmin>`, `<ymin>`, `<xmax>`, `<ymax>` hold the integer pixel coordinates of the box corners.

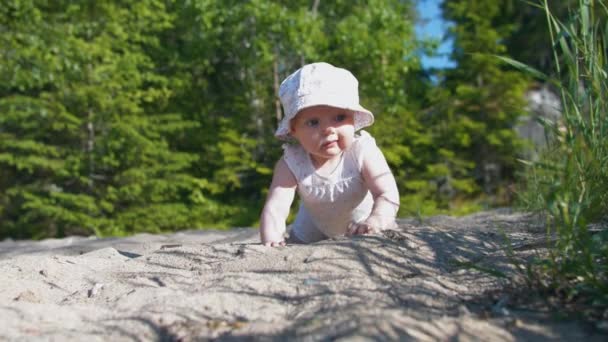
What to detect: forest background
<box><xmin>0</xmin><ymin>0</ymin><xmax>600</xmax><ymax>239</ymax></box>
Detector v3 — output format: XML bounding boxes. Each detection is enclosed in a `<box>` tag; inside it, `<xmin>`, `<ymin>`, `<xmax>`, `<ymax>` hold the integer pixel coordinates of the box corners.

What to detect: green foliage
<box><xmin>0</xmin><ymin>0</ymin><xmax>219</xmax><ymax>238</ymax></box>
<box><xmin>1</xmin><ymin>0</ymin><xmax>573</xmax><ymax>239</ymax></box>
<box><xmin>152</xmin><ymin>0</ymin><xmax>438</xmax><ymax>220</ymax></box>
<box><xmin>516</xmin><ymin>0</ymin><xmax>608</xmax><ymax>305</ymax></box>
<box><xmin>498</xmin><ymin>0</ymin><xmax>607</xmax><ymax>77</ymax></box>
<box><xmin>1</xmin><ymin>0</ymin><xmax>438</xmax><ymax>238</ymax></box>
<box><xmin>432</xmin><ymin>0</ymin><xmax>530</xmax><ymax>208</ymax></box>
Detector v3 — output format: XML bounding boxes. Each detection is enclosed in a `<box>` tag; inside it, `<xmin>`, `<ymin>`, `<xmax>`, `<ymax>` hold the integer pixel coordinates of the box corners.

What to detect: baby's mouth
<box><xmin>321</xmin><ymin>140</ymin><xmax>338</xmax><ymax>148</ymax></box>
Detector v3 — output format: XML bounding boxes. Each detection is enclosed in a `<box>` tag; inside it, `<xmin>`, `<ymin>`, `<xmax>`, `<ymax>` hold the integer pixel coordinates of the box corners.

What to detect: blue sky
<box><xmin>415</xmin><ymin>0</ymin><xmax>455</xmax><ymax>69</ymax></box>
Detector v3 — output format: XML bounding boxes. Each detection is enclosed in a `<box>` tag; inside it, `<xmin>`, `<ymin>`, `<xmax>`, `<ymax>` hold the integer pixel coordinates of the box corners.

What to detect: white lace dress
<box><xmin>283</xmin><ymin>131</ymin><xmax>377</xmax><ymax>243</ymax></box>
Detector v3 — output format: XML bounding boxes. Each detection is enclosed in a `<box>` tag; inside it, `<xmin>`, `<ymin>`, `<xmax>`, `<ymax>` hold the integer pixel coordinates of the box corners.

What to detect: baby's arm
<box><xmin>259</xmin><ymin>157</ymin><xmax>297</xmax><ymax>246</ymax></box>
<box><xmin>348</xmin><ymin>144</ymin><xmax>400</xmax><ymax>235</ymax></box>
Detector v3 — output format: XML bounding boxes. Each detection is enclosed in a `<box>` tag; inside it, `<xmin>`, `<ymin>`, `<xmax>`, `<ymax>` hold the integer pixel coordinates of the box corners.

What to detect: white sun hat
<box><xmin>275</xmin><ymin>62</ymin><xmax>374</xmax><ymax>140</ymax></box>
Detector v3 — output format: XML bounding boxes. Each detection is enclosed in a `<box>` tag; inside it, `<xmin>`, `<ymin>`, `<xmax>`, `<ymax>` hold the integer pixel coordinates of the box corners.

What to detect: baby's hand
<box><xmin>260</xmin><ymin>228</ymin><xmax>286</xmax><ymax>247</ymax></box>
<box><xmin>346</xmin><ymin>221</ymin><xmax>375</xmax><ymax>236</ymax></box>
<box><xmin>346</xmin><ymin>215</ymin><xmax>397</xmax><ymax>236</ymax></box>
<box><xmin>264</xmin><ymin>240</ymin><xmax>285</xmax><ymax>247</ymax></box>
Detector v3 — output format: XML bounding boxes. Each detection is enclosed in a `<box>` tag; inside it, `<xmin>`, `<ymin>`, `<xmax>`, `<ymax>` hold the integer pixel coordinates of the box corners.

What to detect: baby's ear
<box><xmin>289</xmin><ymin>121</ymin><xmax>296</xmax><ymax>134</ymax></box>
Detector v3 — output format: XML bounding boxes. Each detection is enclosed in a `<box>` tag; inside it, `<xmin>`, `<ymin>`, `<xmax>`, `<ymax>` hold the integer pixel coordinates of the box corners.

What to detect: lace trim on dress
<box><xmin>300</xmin><ymin>176</ymin><xmax>361</xmax><ymax>202</ymax></box>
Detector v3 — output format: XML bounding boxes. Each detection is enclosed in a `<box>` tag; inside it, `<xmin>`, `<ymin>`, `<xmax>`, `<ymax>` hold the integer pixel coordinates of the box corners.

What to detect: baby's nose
<box><xmin>324</xmin><ymin>124</ymin><xmax>336</xmax><ymax>134</ymax></box>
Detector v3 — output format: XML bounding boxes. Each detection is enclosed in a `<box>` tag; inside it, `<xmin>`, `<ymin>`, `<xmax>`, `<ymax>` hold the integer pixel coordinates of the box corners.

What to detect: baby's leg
<box><xmin>285</xmin><ymin>230</ymin><xmax>307</xmax><ymax>244</ymax></box>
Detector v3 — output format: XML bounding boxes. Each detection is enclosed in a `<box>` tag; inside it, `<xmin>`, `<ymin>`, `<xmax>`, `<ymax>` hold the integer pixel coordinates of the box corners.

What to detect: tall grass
<box><xmin>516</xmin><ymin>0</ymin><xmax>608</xmax><ymax>305</ymax></box>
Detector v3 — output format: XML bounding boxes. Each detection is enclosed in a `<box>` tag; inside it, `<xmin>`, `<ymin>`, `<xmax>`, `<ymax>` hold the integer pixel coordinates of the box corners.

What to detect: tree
<box><xmin>0</xmin><ymin>1</ymin><xmax>213</xmax><ymax>238</ymax></box>
<box><xmin>434</xmin><ymin>0</ymin><xmax>530</xmax><ymax>206</ymax></box>
<box><xmin>154</xmin><ymin>0</ymin><xmax>435</xmax><ymax>218</ymax></box>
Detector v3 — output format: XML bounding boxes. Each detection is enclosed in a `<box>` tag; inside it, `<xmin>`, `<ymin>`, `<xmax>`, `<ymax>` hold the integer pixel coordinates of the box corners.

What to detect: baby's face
<box><xmin>290</xmin><ymin>105</ymin><xmax>355</xmax><ymax>165</ymax></box>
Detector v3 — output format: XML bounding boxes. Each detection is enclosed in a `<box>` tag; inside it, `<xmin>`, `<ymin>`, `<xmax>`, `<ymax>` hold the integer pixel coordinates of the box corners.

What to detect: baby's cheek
<box><xmin>339</xmin><ymin>132</ymin><xmax>355</xmax><ymax>150</ymax></box>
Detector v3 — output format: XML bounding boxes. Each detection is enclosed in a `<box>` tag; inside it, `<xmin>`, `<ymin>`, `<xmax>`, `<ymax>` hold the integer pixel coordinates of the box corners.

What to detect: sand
<box><xmin>1</xmin><ymin>209</ymin><xmax>606</xmax><ymax>341</ymax></box>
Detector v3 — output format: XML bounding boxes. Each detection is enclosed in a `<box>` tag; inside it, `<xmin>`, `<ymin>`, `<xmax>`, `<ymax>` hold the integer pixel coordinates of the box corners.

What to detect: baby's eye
<box><xmin>335</xmin><ymin>113</ymin><xmax>347</xmax><ymax>122</ymax></box>
<box><xmin>306</xmin><ymin>119</ymin><xmax>319</xmax><ymax>127</ymax></box>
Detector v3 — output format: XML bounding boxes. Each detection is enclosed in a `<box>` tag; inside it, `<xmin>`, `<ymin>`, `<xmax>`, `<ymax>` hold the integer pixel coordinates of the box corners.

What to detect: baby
<box><xmin>259</xmin><ymin>62</ymin><xmax>400</xmax><ymax>246</ymax></box>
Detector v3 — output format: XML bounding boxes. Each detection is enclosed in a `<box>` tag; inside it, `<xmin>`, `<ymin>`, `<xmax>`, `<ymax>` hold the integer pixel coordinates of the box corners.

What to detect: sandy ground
<box><xmin>1</xmin><ymin>209</ymin><xmax>606</xmax><ymax>341</ymax></box>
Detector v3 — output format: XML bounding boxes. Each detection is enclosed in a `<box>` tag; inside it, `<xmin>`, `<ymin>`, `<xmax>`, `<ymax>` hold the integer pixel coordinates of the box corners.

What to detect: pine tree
<box><xmin>435</xmin><ymin>0</ymin><xmax>530</xmax><ymax>207</ymax></box>
<box><xmin>0</xmin><ymin>1</ymin><xmax>214</xmax><ymax>238</ymax></box>
<box><xmin>154</xmin><ymin>0</ymin><xmax>435</xmax><ymax>218</ymax></box>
